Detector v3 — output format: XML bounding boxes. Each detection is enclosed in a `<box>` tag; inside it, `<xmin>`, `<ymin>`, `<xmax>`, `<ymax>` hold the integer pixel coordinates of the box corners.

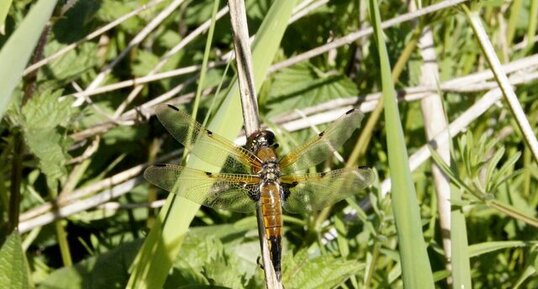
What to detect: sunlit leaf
<box><xmin>21</xmin><ymin>90</ymin><xmax>75</xmax><ymax>184</ymax></box>
<box><xmin>0</xmin><ymin>232</ymin><xmax>29</xmax><ymax>289</ymax></box>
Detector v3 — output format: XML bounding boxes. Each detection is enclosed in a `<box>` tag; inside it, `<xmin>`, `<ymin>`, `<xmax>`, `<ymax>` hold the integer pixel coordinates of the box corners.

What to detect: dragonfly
<box><xmin>144</xmin><ymin>104</ymin><xmax>375</xmax><ymax>280</ymax></box>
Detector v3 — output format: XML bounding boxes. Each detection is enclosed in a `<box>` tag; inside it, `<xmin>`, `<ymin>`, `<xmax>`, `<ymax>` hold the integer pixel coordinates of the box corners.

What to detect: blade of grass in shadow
<box><xmin>0</xmin><ymin>0</ymin><xmax>57</xmax><ymax>120</ymax></box>
<box><xmin>126</xmin><ymin>1</ymin><xmax>295</xmax><ymax>288</ymax></box>
<box><xmin>367</xmin><ymin>0</ymin><xmax>435</xmax><ymax>288</ymax></box>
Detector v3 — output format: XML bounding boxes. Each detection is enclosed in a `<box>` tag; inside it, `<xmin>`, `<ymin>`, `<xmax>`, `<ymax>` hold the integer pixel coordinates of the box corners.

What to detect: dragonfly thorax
<box><xmin>260</xmin><ymin>159</ymin><xmax>281</xmax><ymax>182</ymax></box>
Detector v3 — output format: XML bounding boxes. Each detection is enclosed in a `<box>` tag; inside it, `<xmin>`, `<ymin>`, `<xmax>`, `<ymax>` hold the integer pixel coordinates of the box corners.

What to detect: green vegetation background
<box><xmin>0</xmin><ymin>0</ymin><xmax>537</xmax><ymax>288</ymax></box>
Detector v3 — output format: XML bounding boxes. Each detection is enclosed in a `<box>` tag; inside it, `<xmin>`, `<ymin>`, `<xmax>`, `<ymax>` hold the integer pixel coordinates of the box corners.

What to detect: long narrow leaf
<box><xmin>368</xmin><ymin>0</ymin><xmax>435</xmax><ymax>288</ymax></box>
<box><xmin>0</xmin><ymin>0</ymin><xmax>57</xmax><ymax>119</ymax></box>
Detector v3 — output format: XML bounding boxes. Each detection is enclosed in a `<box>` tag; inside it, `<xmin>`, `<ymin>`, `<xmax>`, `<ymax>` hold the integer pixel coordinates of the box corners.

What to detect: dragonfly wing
<box><xmin>279</xmin><ymin>109</ymin><xmax>364</xmax><ymax>172</ymax></box>
<box><xmin>155</xmin><ymin>104</ymin><xmax>260</xmax><ymax>172</ymax></box>
<box><xmin>280</xmin><ymin>166</ymin><xmax>375</xmax><ymax>214</ymax></box>
<box><xmin>144</xmin><ymin>164</ymin><xmax>260</xmax><ymax>213</ymax></box>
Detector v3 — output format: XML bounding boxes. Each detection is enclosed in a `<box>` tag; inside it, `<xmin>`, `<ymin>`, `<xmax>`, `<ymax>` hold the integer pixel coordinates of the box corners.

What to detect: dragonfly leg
<box><xmin>256</xmin><ymin>256</ymin><xmax>265</xmax><ymax>270</ymax></box>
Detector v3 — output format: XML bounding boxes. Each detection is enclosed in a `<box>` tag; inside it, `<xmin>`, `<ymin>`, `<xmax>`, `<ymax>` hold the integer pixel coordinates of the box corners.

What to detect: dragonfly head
<box><xmin>246</xmin><ymin>130</ymin><xmax>278</xmax><ymax>153</ymax></box>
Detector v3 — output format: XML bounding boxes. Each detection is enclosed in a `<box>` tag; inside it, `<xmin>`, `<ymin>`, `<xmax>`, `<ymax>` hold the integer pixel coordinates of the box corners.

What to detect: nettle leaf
<box><xmin>0</xmin><ymin>232</ymin><xmax>29</xmax><ymax>289</ymax></box>
<box><xmin>132</xmin><ymin>49</ymin><xmax>160</xmax><ymax>77</ymax></box>
<box><xmin>283</xmin><ymin>249</ymin><xmax>364</xmax><ymax>289</ymax></box>
<box><xmin>265</xmin><ymin>62</ymin><xmax>358</xmax><ymax>115</ymax></box>
<box><xmin>38</xmin><ymin>240</ymin><xmax>142</xmax><ymax>289</ymax></box>
<box><xmin>21</xmin><ymin>90</ymin><xmax>75</xmax><ymax>185</ymax></box>
<box><xmin>168</xmin><ymin>234</ymin><xmax>249</xmax><ymax>289</ymax></box>
<box><xmin>98</xmin><ymin>0</ymin><xmax>145</xmax><ymax>32</ymax></box>
<box><xmin>40</xmin><ymin>41</ymin><xmax>99</xmax><ymax>88</ymax></box>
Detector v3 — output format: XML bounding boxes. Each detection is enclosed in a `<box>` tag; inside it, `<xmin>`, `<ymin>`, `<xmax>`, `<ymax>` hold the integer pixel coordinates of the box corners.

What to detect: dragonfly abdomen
<box><xmin>259</xmin><ymin>181</ymin><xmax>283</xmax><ymax>280</ymax></box>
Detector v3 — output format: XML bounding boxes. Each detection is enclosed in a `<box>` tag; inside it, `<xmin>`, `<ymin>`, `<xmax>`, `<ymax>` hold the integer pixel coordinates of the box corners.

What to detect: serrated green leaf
<box><xmin>0</xmin><ymin>232</ymin><xmax>29</xmax><ymax>289</ymax></box>
<box><xmin>283</xmin><ymin>250</ymin><xmax>364</xmax><ymax>289</ymax></box>
<box><xmin>40</xmin><ymin>41</ymin><xmax>99</xmax><ymax>89</ymax></box>
<box><xmin>166</xmin><ymin>227</ymin><xmax>255</xmax><ymax>289</ymax></box>
<box><xmin>21</xmin><ymin>90</ymin><xmax>75</xmax><ymax>184</ymax></box>
<box><xmin>39</xmin><ymin>240</ymin><xmax>142</xmax><ymax>289</ymax></box>
<box><xmin>266</xmin><ymin>62</ymin><xmax>358</xmax><ymax>115</ymax></box>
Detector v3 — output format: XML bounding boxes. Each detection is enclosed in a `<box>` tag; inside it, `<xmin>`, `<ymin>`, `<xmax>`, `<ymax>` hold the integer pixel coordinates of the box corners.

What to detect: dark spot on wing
<box><xmin>318</xmin><ymin>131</ymin><xmax>325</xmax><ymax>137</ymax></box>
<box><xmin>206</xmin><ymin>129</ymin><xmax>213</xmax><ymax>136</ymax></box>
<box><xmin>167</xmin><ymin>104</ymin><xmax>179</xmax><ymax>111</ymax></box>
<box><xmin>319</xmin><ymin>171</ymin><xmax>327</xmax><ymax>177</ymax></box>
<box><xmin>205</xmin><ymin>171</ymin><xmax>213</xmax><ymax>177</ymax></box>
<box><xmin>345</xmin><ymin>108</ymin><xmax>356</xmax><ymax>115</ymax></box>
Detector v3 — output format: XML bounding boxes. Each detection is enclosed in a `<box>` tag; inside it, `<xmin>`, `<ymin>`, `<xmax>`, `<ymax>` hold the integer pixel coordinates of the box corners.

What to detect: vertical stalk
<box><xmin>228</xmin><ymin>0</ymin><xmax>280</xmax><ymax>288</ymax></box>
<box><xmin>8</xmin><ymin>132</ymin><xmax>23</xmax><ymax>233</ymax></box>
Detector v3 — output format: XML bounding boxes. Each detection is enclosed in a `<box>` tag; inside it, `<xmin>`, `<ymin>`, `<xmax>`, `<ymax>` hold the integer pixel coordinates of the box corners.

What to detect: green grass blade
<box><xmin>0</xmin><ymin>0</ymin><xmax>57</xmax><ymax>120</ymax></box>
<box><xmin>126</xmin><ymin>1</ymin><xmax>296</xmax><ymax>288</ymax></box>
<box><xmin>0</xmin><ymin>0</ymin><xmax>13</xmax><ymax>34</ymax></box>
<box><xmin>368</xmin><ymin>0</ymin><xmax>435</xmax><ymax>288</ymax></box>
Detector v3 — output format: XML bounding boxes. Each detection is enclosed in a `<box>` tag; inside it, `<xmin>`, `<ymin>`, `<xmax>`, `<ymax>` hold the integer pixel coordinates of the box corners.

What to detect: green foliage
<box><xmin>282</xmin><ymin>249</ymin><xmax>364</xmax><ymax>289</ymax></box>
<box><xmin>456</xmin><ymin>131</ymin><xmax>522</xmax><ymax>199</ymax></box>
<box><xmin>0</xmin><ymin>232</ymin><xmax>29</xmax><ymax>289</ymax></box>
<box><xmin>265</xmin><ymin>62</ymin><xmax>358</xmax><ymax>115</ymax></box>
<box><xmin>1</xmin><ymin>1</ymin><xmax>537</xmax><ymax>289</ymax></box>
<box><xmin>21</xmin><ymin>90</ymin><xmax>76</xmax><ymax>187</ymax></box>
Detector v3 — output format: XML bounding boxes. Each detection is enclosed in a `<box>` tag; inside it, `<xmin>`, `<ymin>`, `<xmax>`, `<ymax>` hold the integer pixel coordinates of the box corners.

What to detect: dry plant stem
<box><xmin>228</xmin><ymin>0</ymin><xmax>281</xmax><ymax>287</ymax></box>
<box><xmin>23</xmin><ymin>0</ymin><xmax>165</xmax><ymax>76</ymax></box>
<box><xmin>113</xmin><ymin>7</ymin><xmax>229</xmax><ymax>117</ymax></box>
<box><xmin>417</xmin><ymin>26</ymin><xmax>452</xmax><ymax>277</ymax></box>
<box><xmin>228</xmin><ymin>1</ymin><xmax>260</xmax><ymax>131</ymax></box>
<box><xmin>19</xmin><ymin>150</ymin><xmax>180</xmax><ymax>224</ymax></box>
<box><xmin>467</xmin><ymin>10</ymin><xmax>538</xmax><ymax>163</ymax></box>
<box><xmin>19</xmin><ymin>177</ymin><xmax>142</xmax><ymax>233</ymax></box>
<box><xmin>75</xmin><ymin>0</ymin><xmax>186</xmax><ymax>106</ymax></box>
<box><xmin>70</xmin><ymin>78</ymin><xmax>199</xmax><ymax>141</ymax></box>
<box><xmin>270</xmin><ymin>0</ymin><xmax>470</xmax><ymax>72</ymax></box>
<box><xmin>71</xmin><ymin>64</ymin><xmax>218</xmax><ymax>99</ymax></box>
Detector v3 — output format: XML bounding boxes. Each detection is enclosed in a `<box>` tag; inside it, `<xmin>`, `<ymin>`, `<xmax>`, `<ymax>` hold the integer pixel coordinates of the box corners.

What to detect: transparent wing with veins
<box><xmin>155</xmin><ymin>104</ymin><xmax>261</xmax><ymax>173</ymax></box>
<box><xmin>279</xmin><ymin>109</ymin><xmax>364</xmax><ymax>173</ymax></box>
<box><xmin>144</xmin><ymin>164</ymin><xmax>260</xmax><ymax>213</ymax></box>
<box><xmin>280</xmin><ymin>166</ymin><xmax>375</xmax><ymax>214</ymax></box>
